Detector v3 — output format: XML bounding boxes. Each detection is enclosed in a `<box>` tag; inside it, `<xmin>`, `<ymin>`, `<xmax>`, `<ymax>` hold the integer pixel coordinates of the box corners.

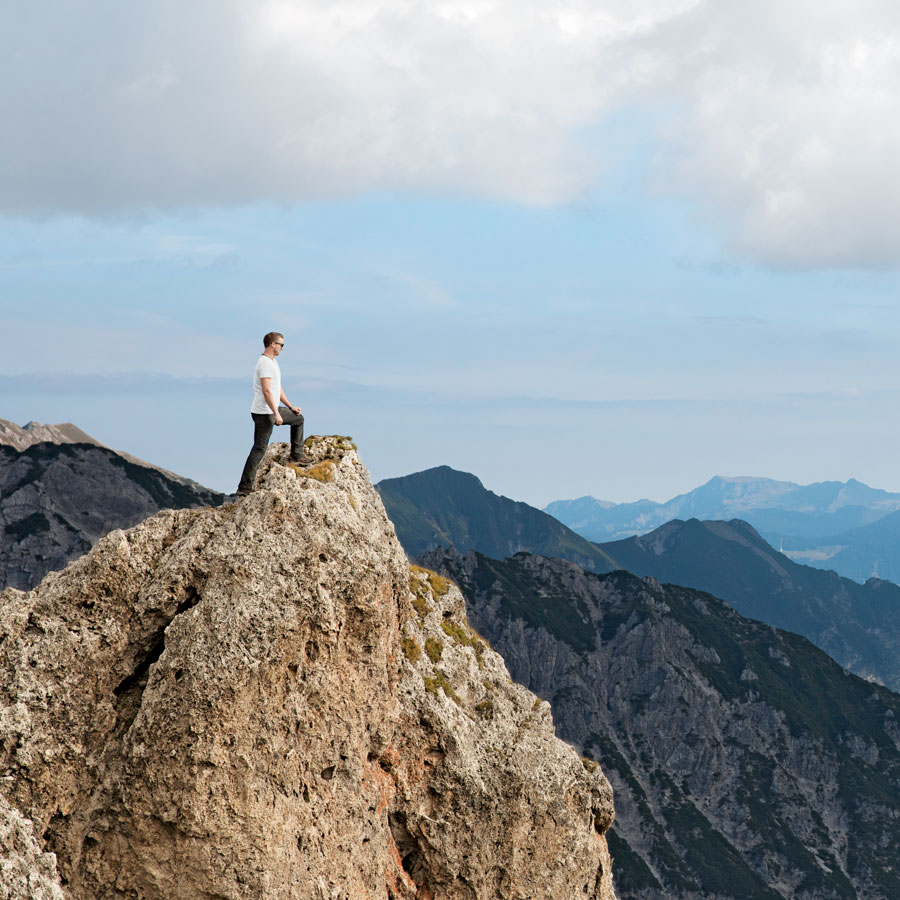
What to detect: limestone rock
<box><xmin>0</xmin><ymin>438</ymin><xmax>615</xmax><ymax>900</ymax></box>
<box><xmin>0</xmin><ymin>795</ymin><xmax>64</xmax><ymax>900</ymax></box>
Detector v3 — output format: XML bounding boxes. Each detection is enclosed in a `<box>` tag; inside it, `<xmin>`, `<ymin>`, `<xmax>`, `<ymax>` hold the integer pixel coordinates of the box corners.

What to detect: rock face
<box><xmin>0</xmin><ymin>438</ymin><xmax>615</xmax><ymax>900</ymax></box>
<box><xmin>0</xmin><ymin>795</ymin><xmax>65</xmax><ymax>900</ymax></box>
<box><xmin>0</xmin><ymin>441</ymin><xmax>225</xmax><ymax>591</ymax></box>
<box><xmin>423</xmin><ymin>547</ymin><xmax>900</xmax><ymax>900</ymax></box>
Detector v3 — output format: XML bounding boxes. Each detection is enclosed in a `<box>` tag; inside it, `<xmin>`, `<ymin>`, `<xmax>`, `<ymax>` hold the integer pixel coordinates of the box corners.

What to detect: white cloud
<box><xmin>647</xmin><ymin>0</ymin><xmax>900</xmax><ymax>267</ymax></box>
<box><xmin>3</xmin><ymin>1</ymin><xmax>900</xmax><ymax>267</ymax></box>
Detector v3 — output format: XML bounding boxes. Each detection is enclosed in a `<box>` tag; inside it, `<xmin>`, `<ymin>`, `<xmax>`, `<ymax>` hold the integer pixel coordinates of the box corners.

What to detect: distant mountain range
<box><xmin>424</xmin><ymin>546</ymin><xmax>900</xmax><ymax>900</ymax></box>
<box><xmin>381</xmin><ymin>465</ymin><xmax>900</xmax><ymax>690</ymax></box>
<box><xmin>0</xmin><ymin>423</ymin><xmax>225</xmax><ymax>590</ymax></box>
<box><xmin>375</xmin><ymin>465</ymin><xmax>617</xmax><ymax>574</ymax></box>
<box><xmin>546</xmin><ymin>475</ymin><xmax>900</xmax><ymax>542</ymax></box>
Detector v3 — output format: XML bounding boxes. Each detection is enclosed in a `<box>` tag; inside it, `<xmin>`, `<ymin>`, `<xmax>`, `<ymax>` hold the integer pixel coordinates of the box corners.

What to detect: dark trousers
<box><xmin>237</xmin><ymin>407</ymin><xmax>305</xmax><ymax>493</ymax></box>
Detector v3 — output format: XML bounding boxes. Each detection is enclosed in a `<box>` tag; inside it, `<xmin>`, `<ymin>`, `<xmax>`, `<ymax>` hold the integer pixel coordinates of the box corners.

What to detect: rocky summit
<box><xmin>0</xmin><ymin>437</ymin><xmax>615</xmax><ymax>900</ymax></box>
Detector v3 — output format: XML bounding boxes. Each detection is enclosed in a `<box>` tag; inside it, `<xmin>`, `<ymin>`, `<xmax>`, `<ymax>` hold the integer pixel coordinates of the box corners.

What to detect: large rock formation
<box><xmin>423</xmin><ymin>547</ymin><xmax>900</xmax><ymax>900</ymax></box>
<box><xmin>0</xmin><ymin>438</ymin><xmax>615</xmax><ymax>900</ymax></box>
<box><xmin>0</xmin><ymin>440</ymin><xmax>225</xmax><ymax>591</ymax></box>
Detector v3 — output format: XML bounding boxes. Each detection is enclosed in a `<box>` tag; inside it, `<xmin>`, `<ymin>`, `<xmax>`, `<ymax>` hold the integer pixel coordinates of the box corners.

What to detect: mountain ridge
<box><xmin>375</xmin><ymin>464</ymin><xmax>617</xmax><ymax>573</ymax></box>
<box><xmin>423</xmin><ymin>545</ymin><xmax>900</xmax><ymax>900</ymax></box>
<box><xmin>375</xmin><ymin>463</ymin><xmax>900</xmax><ymax>691</ymax></box>
<box><xmin>781</xmin><ymin>508</ymin><xmax>900</xmax><ymax>583</ymax></box>
<box><xmin>596</xmin><ymin>516</ymin><xmax>900</xmax><ymax>690</ymax></box>
<box><xmin>0</xmin><ymin>417</ymin><xmax>210</xmax><ymax>489</ymax></box>
<box><xmin>0</xmin><ymin>418</ymin><xmax>100</xmax><ymax>450</ymax></box>
<box><xmin>546</xmin><ymin>474</ymin><xmax>900</xmax><ymax>542</ymax></box>
<box><xmin>0</xmin><ymin>441</ymin><xmax>225</xmax><ymax>590</ymax></box>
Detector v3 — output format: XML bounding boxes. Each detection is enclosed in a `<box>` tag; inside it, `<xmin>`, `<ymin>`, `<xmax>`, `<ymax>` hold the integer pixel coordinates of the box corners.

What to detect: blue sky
<box><xmin>4</xmin><ymin>1</ymin><xmax>900</xmax><ymax>506</ymax></box>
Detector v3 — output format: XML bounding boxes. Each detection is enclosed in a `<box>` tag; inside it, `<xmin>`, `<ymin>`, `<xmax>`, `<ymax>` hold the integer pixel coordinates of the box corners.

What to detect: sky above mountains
<box><xmin>3</xmin><ymin>1</ymin><xmax>900</xmax><ymax>504</ymax></box>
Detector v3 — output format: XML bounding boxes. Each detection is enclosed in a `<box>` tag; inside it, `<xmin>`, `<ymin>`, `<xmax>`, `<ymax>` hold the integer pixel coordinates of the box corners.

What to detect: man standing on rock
<box><xmin>236</xmin><ymin>331</ymin><xmax>312</xmax><ymax>496</ymax></box>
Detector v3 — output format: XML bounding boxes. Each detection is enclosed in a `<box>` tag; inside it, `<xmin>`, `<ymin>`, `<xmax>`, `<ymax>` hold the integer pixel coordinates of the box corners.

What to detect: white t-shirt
<box><xmin>251</xmin><ymin>355</ymin><xmax>281</xmax><ymax>414</ymax></box>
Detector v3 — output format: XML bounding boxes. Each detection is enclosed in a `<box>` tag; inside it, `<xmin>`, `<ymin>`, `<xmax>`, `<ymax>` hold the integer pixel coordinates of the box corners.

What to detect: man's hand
<box><xmin>289</xmin><ymin>405</ymin><xmax>301</xmax><ymax>415</ymax></box>
<box><xmin>274</xmin><ymin>413</ymin><xmax>284</xmax><ymax>425</ymax></box>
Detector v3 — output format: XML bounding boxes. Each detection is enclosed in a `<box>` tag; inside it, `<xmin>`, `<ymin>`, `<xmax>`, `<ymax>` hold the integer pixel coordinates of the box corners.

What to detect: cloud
<box><xmin>645</xmin><ymin>0</ymin><xmax>900</xmax><ymax>268</ymax></box>
<box><xmin>3</xmin><ymin>1</ymin><xmax>900</xmax><ymax>267</ymax></box>
<box><xmin>0</xmin><ymin>0</ymin><xmax>627</xmax><ymax>212</ymax></box>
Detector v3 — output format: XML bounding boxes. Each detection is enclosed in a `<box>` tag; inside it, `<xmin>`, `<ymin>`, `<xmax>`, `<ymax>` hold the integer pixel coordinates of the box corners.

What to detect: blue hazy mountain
<box><xmin>546</xmin><ymin>475</ymin><xmax>900</xmax><ymax>542</ymax></box>
<box><xmin>781</xmin><ymin>508</ymin><xmax>900</xmax><ymax>584</ymax></box>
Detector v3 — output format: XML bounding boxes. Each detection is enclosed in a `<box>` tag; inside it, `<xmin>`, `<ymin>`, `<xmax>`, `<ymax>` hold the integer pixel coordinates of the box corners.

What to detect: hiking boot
<box><xmin>288</xmin><ymin>455</ymin><xmax>315</xmax><ymax>467</ymax></box>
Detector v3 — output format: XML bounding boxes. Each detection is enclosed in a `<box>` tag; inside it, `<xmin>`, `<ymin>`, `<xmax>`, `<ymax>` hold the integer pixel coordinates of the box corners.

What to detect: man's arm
<box><xmin>261</xmin><ymin>377</ymin><xmax>283</xmax><ymax>425</ymax></box>
<box><xmin>280</xmin><ymin>387</ymin><xmax>301</xmax><ymax>416</ymax></box>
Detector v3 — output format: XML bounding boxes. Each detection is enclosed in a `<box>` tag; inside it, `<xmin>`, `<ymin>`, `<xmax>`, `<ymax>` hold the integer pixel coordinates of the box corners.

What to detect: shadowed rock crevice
<box><xmin>109</xmin><ymin>577</ymin><xmax>206</xmax><ymax>738</ymax></box>
<box><xmin>113</xmin><ymin>634</ymin><xmax>165</xmax><ymax>701</ymax></box>
<box><xmin>388</xmin><ymin>810</ymin><xmax>428</xmax><ymax>893</ymax></box>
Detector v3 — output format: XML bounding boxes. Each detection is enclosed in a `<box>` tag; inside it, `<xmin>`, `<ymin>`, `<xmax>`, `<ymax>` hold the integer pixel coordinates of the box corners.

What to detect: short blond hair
<box><xmin>263</xmin><ymin>331</ymin><xmax>284</xmax><ymax>348</ymax></box>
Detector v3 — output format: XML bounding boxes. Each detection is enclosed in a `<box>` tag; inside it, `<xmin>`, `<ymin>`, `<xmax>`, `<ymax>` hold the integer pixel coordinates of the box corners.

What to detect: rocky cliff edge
<box><xmin>0</xmin><ymin>437</ymin><xmax>615</xmax><ymax>900</ymax></box>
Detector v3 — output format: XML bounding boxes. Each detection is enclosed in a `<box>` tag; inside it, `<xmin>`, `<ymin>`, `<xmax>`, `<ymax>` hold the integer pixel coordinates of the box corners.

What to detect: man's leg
<box><xmin>237</xmin><ymin>413</ymin><xmax>274</xmax><ymax>493</ymax></box>
<box><xmin>278</xmin><ymin>406</ymin><xmax>307</xmax><ymax>461</ymax></box>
